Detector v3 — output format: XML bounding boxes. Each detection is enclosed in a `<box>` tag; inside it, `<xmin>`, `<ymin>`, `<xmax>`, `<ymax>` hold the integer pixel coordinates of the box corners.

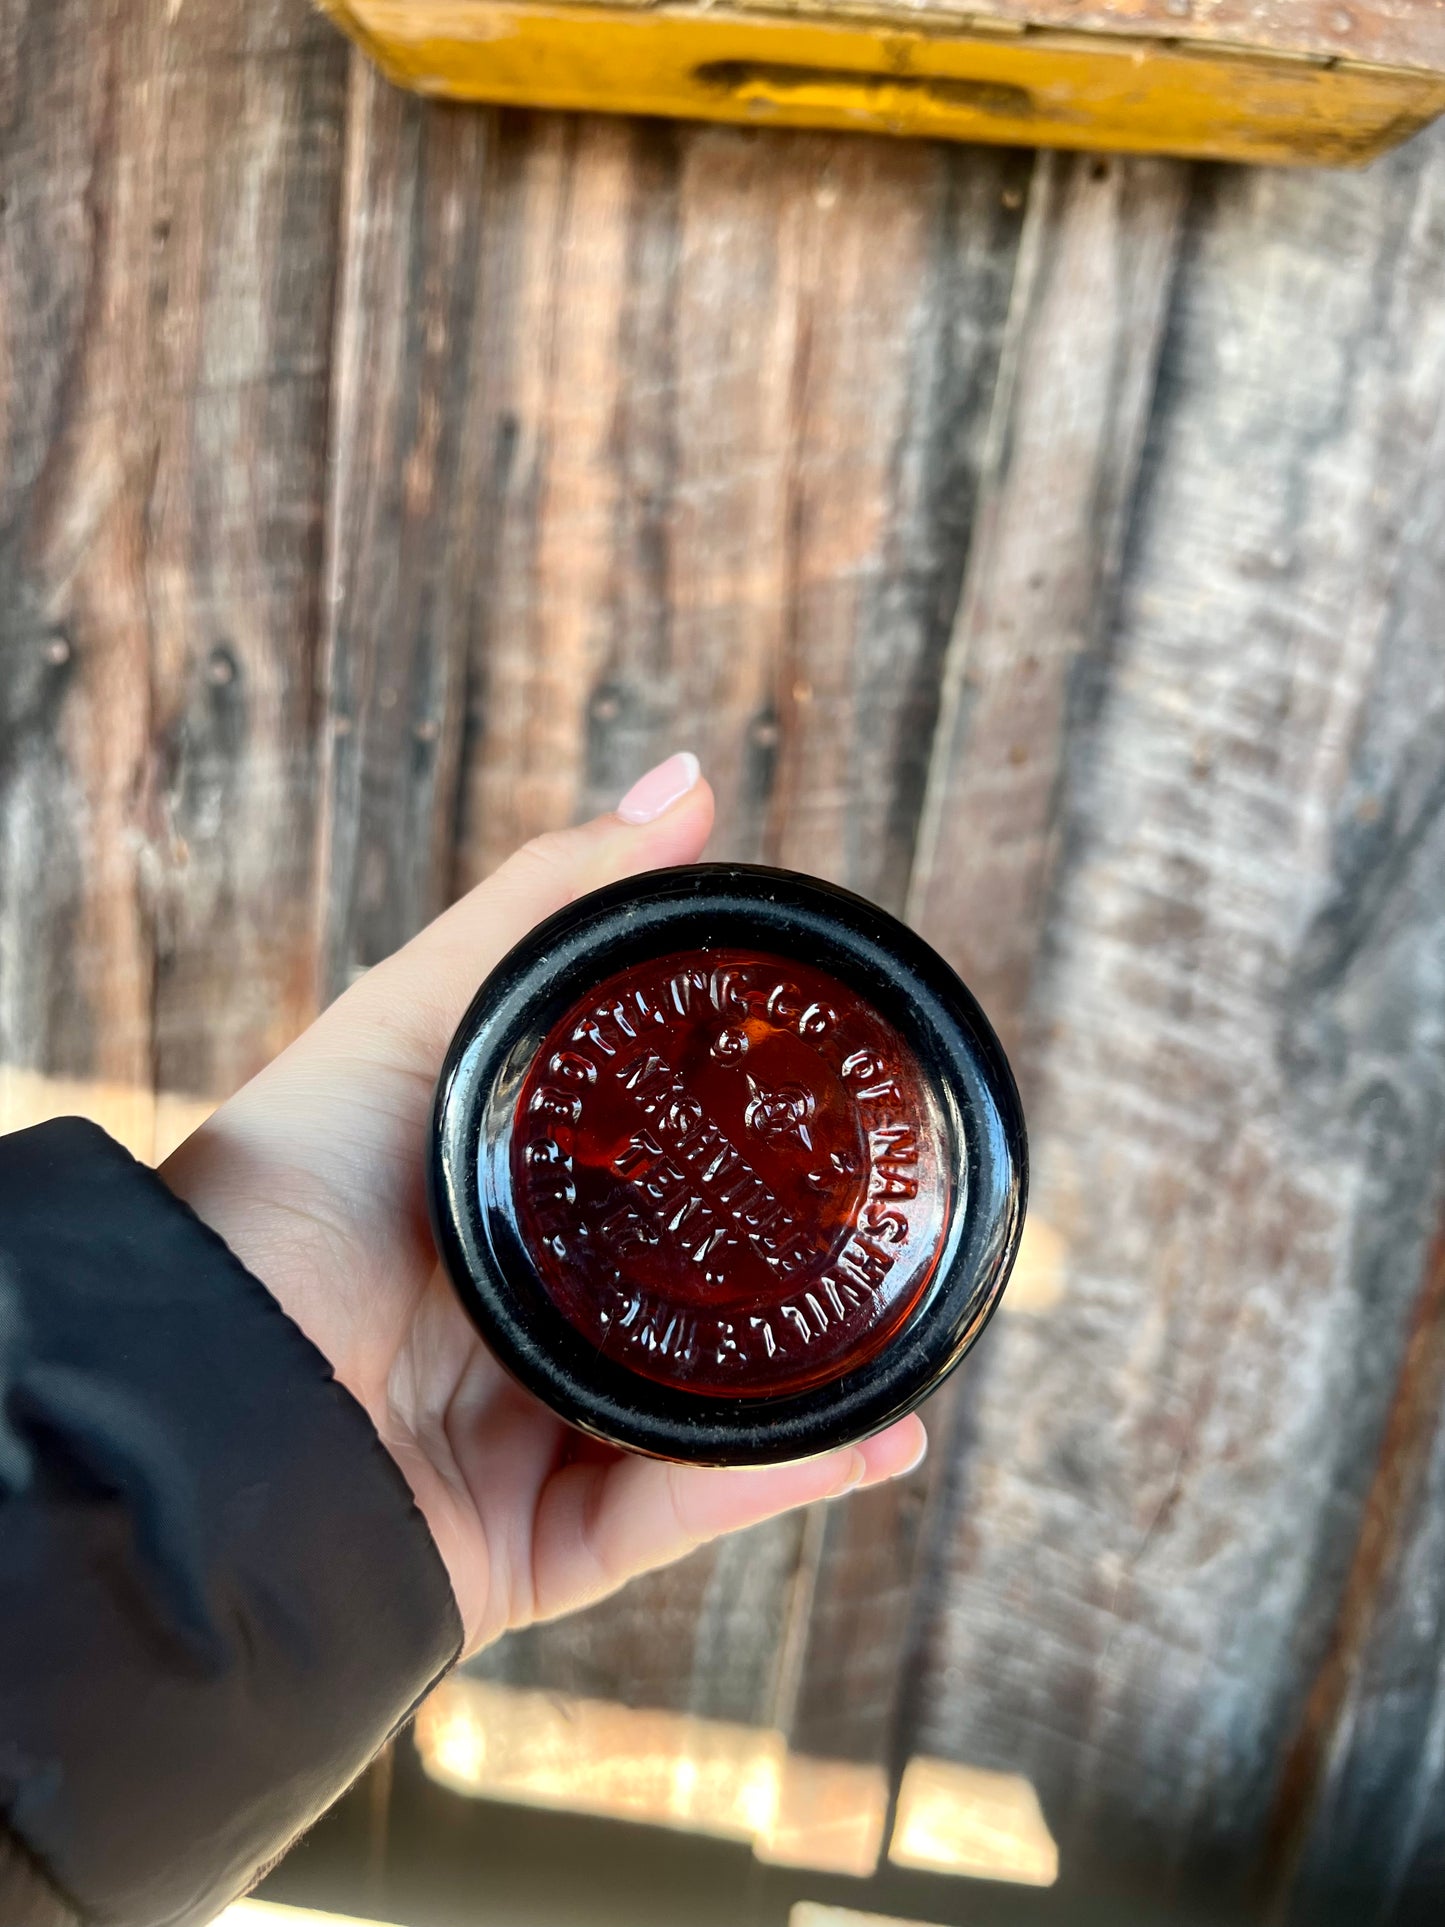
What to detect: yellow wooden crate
<box><xmin>317</xmin><ymin>0</ymin><xmax>1445</xmax><ymax>164</ymax></box>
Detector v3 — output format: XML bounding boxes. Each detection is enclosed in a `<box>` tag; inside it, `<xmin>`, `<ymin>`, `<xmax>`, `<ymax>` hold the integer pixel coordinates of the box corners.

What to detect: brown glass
<box><xmin>429</xmin><ymin>863</ymin><xmax>1025</xmax><ymax>1464</ymax></box>
<box><xmin>511</xmin><ymin>947</ymin><xmax>951</xmax><ymax>1398</ymax></box>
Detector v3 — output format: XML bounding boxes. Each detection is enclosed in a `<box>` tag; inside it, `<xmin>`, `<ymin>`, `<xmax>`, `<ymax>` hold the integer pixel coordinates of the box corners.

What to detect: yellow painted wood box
<box><xmin>317</xmin><ymin>0</ymin><xmax>1445</xmax><ymax>163</ymax></box>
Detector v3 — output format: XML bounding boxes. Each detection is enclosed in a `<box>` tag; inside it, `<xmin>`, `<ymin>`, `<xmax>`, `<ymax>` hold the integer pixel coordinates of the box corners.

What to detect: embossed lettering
<box><xmin>523</xmin><ymin>1135</ymin><xmax>567</xmax><ymax>1166</ymax></box>
<box><xmin>870</xmin><ymin>1123</ymin><xmax>919</xmax><ymax>1199</ymax></box>
<box><xmin>819</xmin><ymin>1274</ymin><xmax>867</xmax><ymax>1318</ymax></box>
<box><xmin>631</xmin><ymin>1306</ymin><xmax>696</xmax><ymax>1365</ymax></box>
<box><xmin>780</xmin><ymin>1302</ymin><xmax>815</xmax><ymax>1343</ymax></box>
<box><xmin>619</xmin><ymin>1051</ymin><xmax>672</xmax><ymax>1099</ymax></box>
<box><xmin>872</xmin><ymin>1168</ymin><xmax>919</xmax><ymax>1201</ymax></box>
<box><xmin>869</xmin><ymin>1123</ymin><xmax>918</xmax><ymax>1159</ymax></box>
<box><xmin>599</xmin><ymin>1201</ymin><xmax>658</xmax><ymax>1252</ymax></box>
<box><xmin>862</xmin><ymin>1201</ymin><xmax>910</xmax><ymax>1244</ymax></box>
<box><xmin>749</xmin><ymin>1315</ymin><xmax>782</xmax><ymax>1358</ymax></box>
<box><xmin>692</xmin><ymin>1225</ymin><xmax>730</xmax><ymax>1265</ymax></box>
<box><xmin>699</xmin><ymin>1140</ymin><xmax>740</xmax><ymax>1187</ymax></box>
<box><xmin>637</xmin><ymin>1157</ymin><xmax>689</xmax><ymax>1207</ymax></box>
<box><xmin>664</xmin><ymin>1192</ymin><xmax>705</xmax><ymax>1235</ymax></box>
<box><xmin>766</xmin><ymin>981</ymin><xmax>802</xmax><ymax>1025</ymax></box>
<box><xmin>529</xmin><ymin>1085</ymin><xmax>582</xmax><ymax>1124</ymax></box>
<box><xmin>836</xmin><ymin>1236</ymin><xmax>894</xmax><ymax>1293</ymax></box>
<box><xmin>713</xmin><ymin>1320</ymin><xmax>746</xmax><ymax>1367</ymax></box>
<box><xmin>612</xmin><ymin>1130</ymin><xmax>664</xmax><ymax>1178</ymax></box>
<box><xmin>516</xmin><ymin>944</ymin><xmax>940</xmax><ymax>1394</ymax></box>
<box><xmin>660</xmin><ymin>1095</ymin><xmax>704</xmax><ymax>1144</ymax></box>
<box><xmin>571</xmin><ymin>1010</ymin><xmax>624</xmax><ymax>1057</ymax></box>
<box><xmin>769</xmin><ymin>1232</ymin><xmax>817</xmax><ymax>1277</ymax></box>
<box><xmin>857</xmin><ymin>1077</ymin><xmax>903</xmax><ymax>1105</ymax></box>
<box><xmin>549</xmin><ymin>1048</ymin><xmax>597</xmax><ymax>1086</ymax></box>
<box><xmin>842</xmin><ymin>1048</ymin><xmax>885</xmax><ymax>1084</ymax></box>
<box><xmin>667</xmin><ymin>968</ymin><xmax>708</xmax><ymax>1016</ymax></box>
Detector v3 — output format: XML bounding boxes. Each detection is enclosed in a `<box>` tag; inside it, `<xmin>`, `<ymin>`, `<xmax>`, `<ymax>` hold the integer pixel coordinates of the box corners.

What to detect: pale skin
<box><xmin>162</xmin><ymin>755</ymin><xmax>927</xmax><ymax>1656</ymax></box>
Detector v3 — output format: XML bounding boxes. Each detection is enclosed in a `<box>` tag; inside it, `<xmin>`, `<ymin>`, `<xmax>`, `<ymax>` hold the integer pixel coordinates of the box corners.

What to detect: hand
<box><xmin>161</xmin><ymin>755</ymin><xmax>927</xmax><ymax>1654</ymax></box>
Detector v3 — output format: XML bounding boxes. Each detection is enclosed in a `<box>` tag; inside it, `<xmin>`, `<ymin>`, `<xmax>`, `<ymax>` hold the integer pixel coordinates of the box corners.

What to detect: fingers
<box><xmin>527</xmin><ymin>1415</ymin><xmax>928</xmax><ymax>1624</ymax></box>
<box><xmin>326</xmin><ymin>752</ymin><xmax>715</xmax><ymax>1077</ymax></box>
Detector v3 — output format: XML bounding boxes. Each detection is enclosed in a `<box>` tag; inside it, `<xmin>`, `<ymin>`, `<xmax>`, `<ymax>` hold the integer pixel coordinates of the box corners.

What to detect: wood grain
<box><xmin>318</xmin><ymin>57</ymin><xmax>494</xmax><ymax>996</ymax></box>
<box><xmin>774</xmin><ymin>144</ymin><xmax>1187</xmax><ymax>1847</ymax></box>
<box><xmin>450</xmin><ymin>119</ymin><xmax>1032</xmax><ymax>1737</ymax></box>
<box><xmin>1</xmin><ymin>0</ymin><xmax>344</xmax><ymax>1165</ymax></box>
<box><xmin>918</xmin><ymin>1</ymin><xmax>1445</xmax><ymax>73</ymax></box>
<box><xmin>1274</xmin><ymin>1221</ymin><xmax>1445</xmax><ymax>1924</ymax></box>
<box><xmin>449</xmin><ymin>120</ymin><xmax>1031</xmax><ymax>902</ymax></box>
<box><xmin>10</xmin><ymin>3</ymin><xmax>1445</xmax><ymax>1908</ymax></box>
<box><xmin>755</xmin><ymin>138</ymin><xmax>1031</xmax><ymax>907</ymax></box>
<box><xmin>1</xmin><ymin>0</ymin><xmax>161</xmax><ymax>1154</ymax></box>
<box><xmin>902</xmin><ymin>122</ymin><xmax>1445</xmax><ymax>1910</ymax></box>
<box><xmin>909</xmin><ymin>147</ymin><xmax>1189</xmax><ymax>1058</ymax></box>
<box><xmin>142</xmin><ymin>0</ymin><xmax>346</xmax><ymax>1110</ymax></box>
<box><xmin>1259</xmin><ymin>149</ymin><xmax>1445</xmax><ymax>1907</ymax></box>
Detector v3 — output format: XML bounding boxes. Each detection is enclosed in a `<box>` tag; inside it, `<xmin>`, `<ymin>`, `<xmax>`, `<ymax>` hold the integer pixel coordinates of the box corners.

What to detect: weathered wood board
<box><xmin>0</xmin><ymin>0</ymin><xmax>346</xmax><ymax>1159</ymax></box>
<box><xmin>5</xmin><ymin>0</ymin><xmax>1445</xmax><ymax>1914</ymax></box>
<box><xmin>903</xmin><ymin>129</ymin><xmax>1445</xmax><ymax>1913</ymax></box>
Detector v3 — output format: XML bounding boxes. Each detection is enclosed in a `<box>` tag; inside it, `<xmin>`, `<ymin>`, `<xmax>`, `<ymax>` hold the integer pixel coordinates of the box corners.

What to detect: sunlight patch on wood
<box><xmin>0</xmin><ymin>1067</ymin><xmax>216</xmax><ymax>1165</ymax></box>
<box><xmin>754</xmin><ymin>1750</ymin><xmax>888</xmax><ymax>1877</ymax></box>
<box><xmin>418</xmin><ymin>1678</ymin><xmax>1057</xmax><ymax>1886</ymax></box>
<box><xmin>218</xmin><ymin>1904</ymin><xmax>402</xmax><ymax>1927</ymax></box>
<box><xmin>419</xmin><ymin>1675</ymin><xmax>890</xmax><ymax>1873</ymax></box>
<box><xmin>1001</xmin><ymin>1212</ymin><xmax>1067</xmax><ymax>1314</ymax></box>
<box><xmin>790</xmin><ymin>1905</ymin><xmax>952</xmax><ymax>1927</ymax></box>
<box><xmin>888</xmin><ymin>1755</ymin><xmax>1058</xmax><ymax>1885</ymax></box>
<box><xmin>418</xmin><ymin>1675</ymin><xmax>786</xmax><ymax>1846</ymax></box>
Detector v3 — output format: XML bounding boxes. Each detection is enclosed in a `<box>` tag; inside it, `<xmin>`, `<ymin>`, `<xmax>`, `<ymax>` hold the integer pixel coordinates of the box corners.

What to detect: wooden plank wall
<box><xmin>5</xmin><ymin>0</ymin><xmax>1445</xmax><ymax>1916</ymax></box>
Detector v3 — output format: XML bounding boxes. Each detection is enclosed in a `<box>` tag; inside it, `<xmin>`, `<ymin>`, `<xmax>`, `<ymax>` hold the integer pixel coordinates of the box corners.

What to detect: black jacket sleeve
<box><xmin>0</xmin><ymin>1118</ymin><xmax>462</xmax><ymax>1927</ymax></box>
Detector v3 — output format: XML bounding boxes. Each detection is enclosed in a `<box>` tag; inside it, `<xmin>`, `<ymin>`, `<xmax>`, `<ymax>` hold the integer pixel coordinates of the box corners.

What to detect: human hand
<box><xmin>161</xmin><ymin>755</ymin><xmax>927</xmax><ymax>1654</ymax></box>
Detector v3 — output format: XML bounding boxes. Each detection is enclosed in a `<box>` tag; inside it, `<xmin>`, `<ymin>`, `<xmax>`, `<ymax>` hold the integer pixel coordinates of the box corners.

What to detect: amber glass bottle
<box><xmin>429</xmin><ymin>865</ymin><xmax>1025</xmax><ymax>1464</ymax></box>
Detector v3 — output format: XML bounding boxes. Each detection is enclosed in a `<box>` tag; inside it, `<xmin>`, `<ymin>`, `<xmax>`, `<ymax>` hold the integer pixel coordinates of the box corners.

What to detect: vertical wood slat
<box><xmin>315</xmin><ymin>81</ymin><xmax>1037</xmax><ymax>1751</ymax></box>
<box><xmin>769</xmin><ymin>146</ymin><xmax>1189</xmax><ymax>1862</ymax></box>
<box><xmin>1262</xmin><ymin>127</ymin><xmax>1445</xmax><ymax>1918</ymax></box>
<box><xmin>908</xmin><ymin>147</ymin><xmax>1190</xmax><ymax>1057</ymax></box>
<box><xmin>1</xmin><ymin>0</ymin><xmax>155</xmax><ymax>1156</ymax></box>
<box><xmin>1274</xmin><ymin>1220</ymin><xmax>1445</xmax><ymax>1926</ymax></box>
<box><xmin>734</xmin><ymin>137</ymin><xmax>1032</xmax><ymax>911</ymax></box>
<box><xmin>450</xmin><ymin>120</ymin><xmax>1032</xmax><ymax>907</ymax></box>
<box><xmin>461</xmin><ymin>125</ymin><xmax>1036</xmax><ymax>1750</ymax></box>
<box><xmin>318</xmin><ymin>57</ymin><xmax>492</xmax><ymax>999</ymax></box>
<box><xmin>145</xmin><ymin>0</ymin><xmax>346</xmax><ymax>1137</ymax></box>
<box><xmin>0</xmin><ymin>0</ymin><xmax>345</xmax><ymax>1161</ymax></box>
<box><xmin>902</xmin><ymin>123</ymin><xmax>1445</xmax><ymax>1911</ymax></box>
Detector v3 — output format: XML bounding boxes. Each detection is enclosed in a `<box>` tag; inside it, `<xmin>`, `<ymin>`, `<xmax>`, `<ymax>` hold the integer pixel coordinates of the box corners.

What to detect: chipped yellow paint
<box><xmin>316</xmin><ymin>0</ymin><xmax>1445</xmax><ymax>165</ymax></box>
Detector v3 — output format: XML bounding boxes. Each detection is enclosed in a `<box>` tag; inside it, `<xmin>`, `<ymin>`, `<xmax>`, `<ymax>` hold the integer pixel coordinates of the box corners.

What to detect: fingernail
<box><xmin>895</xmin><ymin>1427</ymin><xmax>929</xmax><ymax>1478</ymax></box>
<box><xmin>826</xmin><ymin>1449</ymin><xmax>869</xmax><ymax>1499</ymax></box>
<box><xmin>616</xmin><ymin>751</ymin><xmax>701</xmax><ymax>825</ymax></box>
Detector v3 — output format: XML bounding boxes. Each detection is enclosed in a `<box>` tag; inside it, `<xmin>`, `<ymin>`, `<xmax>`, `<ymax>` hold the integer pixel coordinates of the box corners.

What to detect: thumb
<box><xmin>330</xmin><ymin>752</ymin><xmax>714</xmax><ymax>1075</ymax></box>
